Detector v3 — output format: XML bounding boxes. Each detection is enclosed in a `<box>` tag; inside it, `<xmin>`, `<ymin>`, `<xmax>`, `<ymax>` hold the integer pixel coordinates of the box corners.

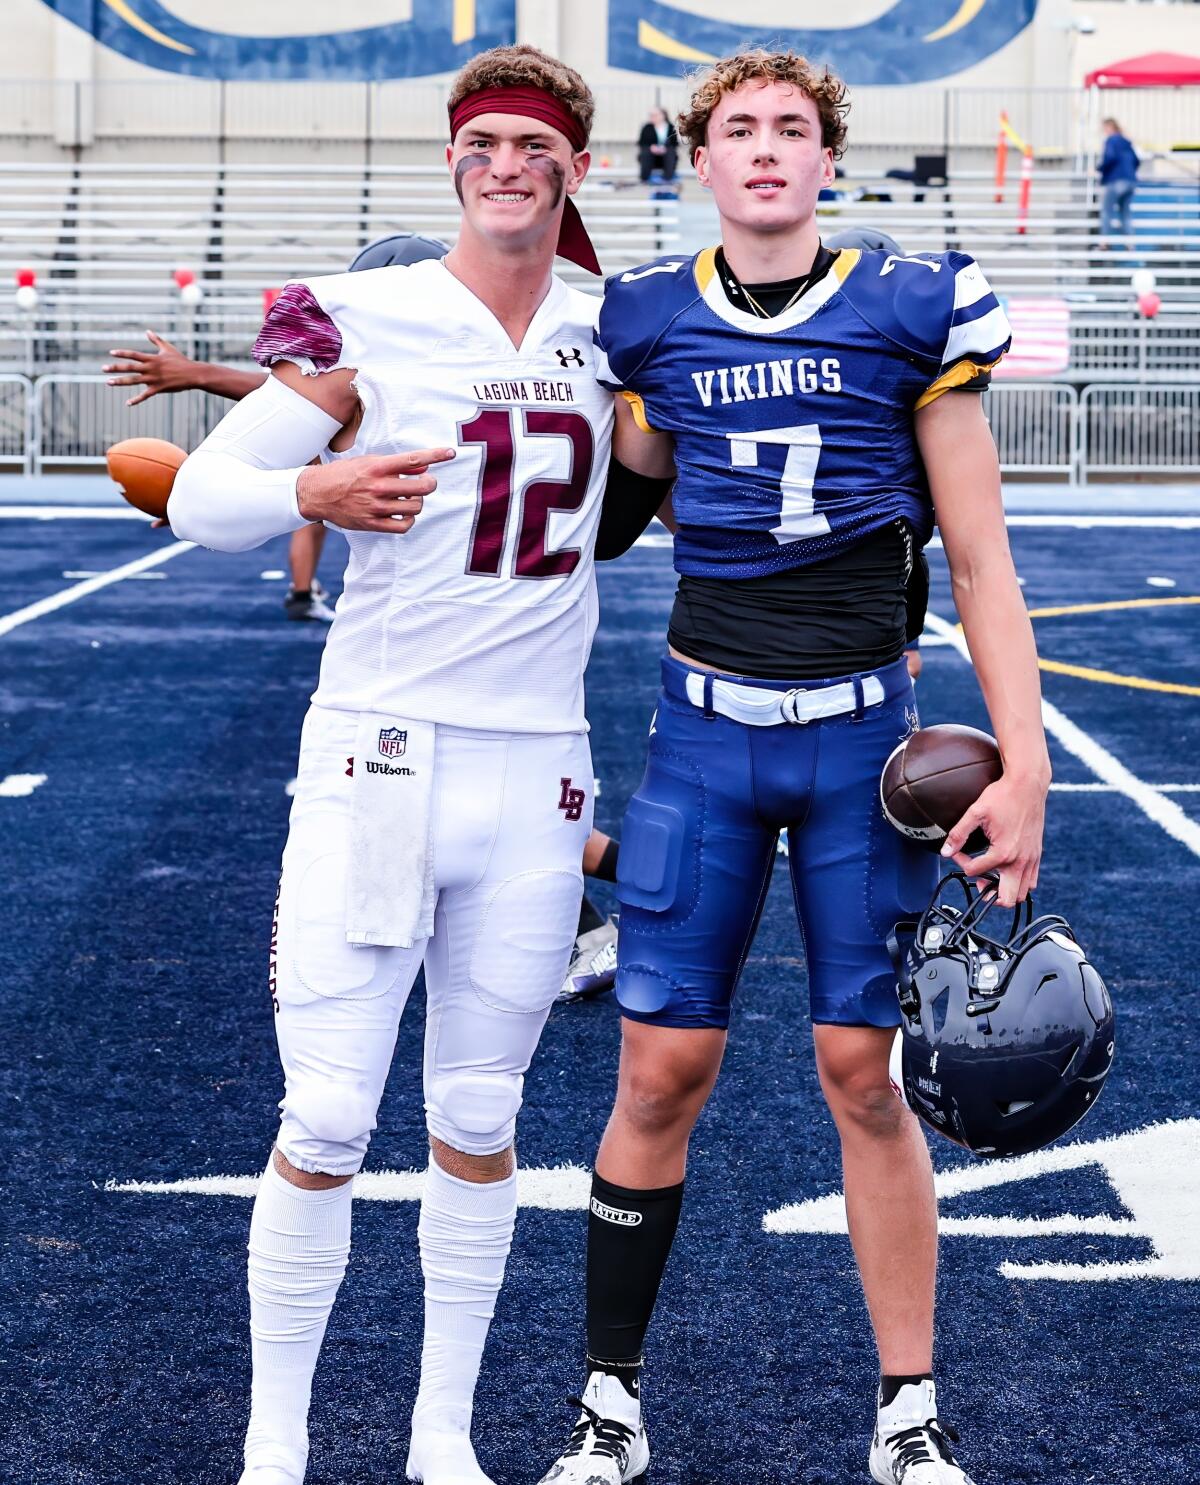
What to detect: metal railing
<box><xmin>13</xmin><ymin>376</ymin><xmax>1200</xmax><ymax>483</ymax></box>
<box><xmin>31</xmin><ymin>375</ymin><xmax>227</xmax><ymax>474</ymax></box>
<box><xmin>1079</xmin><ymin>384</ymin><xmax>1200</xmax><ymax>483</ymax></box>
<box><xmin>2</xmin><ymin>80</ymin><xmax>1198</xmax><ymax>161</ymax></box>
<box><xmin>985</xmin><ymin>385</ymin><xmax>1079</xmax><ymax>477</ymax></box>
<box><xmin>0</xmin><ymin>374</ymin><xmax>32</xmax><ymax>472</ymax></box>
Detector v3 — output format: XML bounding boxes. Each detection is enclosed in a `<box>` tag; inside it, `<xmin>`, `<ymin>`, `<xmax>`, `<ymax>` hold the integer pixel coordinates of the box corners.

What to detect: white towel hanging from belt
<box><xmin>345</xmin><ymin>712</ymin><xmax>436</xmax><ymax>948</ymax></box>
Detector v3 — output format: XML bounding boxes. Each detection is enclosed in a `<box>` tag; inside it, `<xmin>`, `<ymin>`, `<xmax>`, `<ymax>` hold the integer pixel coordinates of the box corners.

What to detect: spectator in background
<box><xmin>638</xmin><ymin>106</ymin><xmax>677</xmax><ymax>183</ymax></box>
<box><xmin>1098</xmin><ymin>118</ymin><xmax>1138</xmax><ymax>248</ymax></box>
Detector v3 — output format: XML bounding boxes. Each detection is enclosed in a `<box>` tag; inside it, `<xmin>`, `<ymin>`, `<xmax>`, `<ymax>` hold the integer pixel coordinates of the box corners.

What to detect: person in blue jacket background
<box><xmin>1098</xmin><ymin>117</ymin><xmax>1139</xmax><ymax>248</ymax></box>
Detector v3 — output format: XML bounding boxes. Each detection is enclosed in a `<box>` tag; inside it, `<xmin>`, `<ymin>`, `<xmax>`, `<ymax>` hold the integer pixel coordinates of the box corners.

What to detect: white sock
<box><xmin>413</xmin><ymin>1157</ymin><xmax>516</xmax><ymax>1440</ymax></box>
<box><xmin>241</xmin><ymin>1159</ymin><xmax>353</xmax><ymax>1485</ymax></box>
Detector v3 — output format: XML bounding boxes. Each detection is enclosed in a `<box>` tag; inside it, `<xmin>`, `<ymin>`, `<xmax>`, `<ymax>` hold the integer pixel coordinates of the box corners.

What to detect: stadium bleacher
<box><xmin>0</xmin><ymin>154</ymin><xmax>1197</xmax><ymax>480</ymax></box>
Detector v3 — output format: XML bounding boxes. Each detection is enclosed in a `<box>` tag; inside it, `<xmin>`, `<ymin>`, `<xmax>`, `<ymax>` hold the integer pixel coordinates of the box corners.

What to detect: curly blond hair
<box><xmin>676</xmin><ymin>49</ymin><xmax>849</xmax><ymax>163</ymax></box>
<box><xmin>448</xmin><ymin>45</ymin><xmax>594</xmax><ymax>144</ymax></box>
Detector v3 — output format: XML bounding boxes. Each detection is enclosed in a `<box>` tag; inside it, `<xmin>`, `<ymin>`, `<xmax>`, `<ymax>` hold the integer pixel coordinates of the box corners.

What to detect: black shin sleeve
<box><xmin>586</xmin><ymin>1172</ymin><xmax>684</xmax><ymax>1367</ymax></box>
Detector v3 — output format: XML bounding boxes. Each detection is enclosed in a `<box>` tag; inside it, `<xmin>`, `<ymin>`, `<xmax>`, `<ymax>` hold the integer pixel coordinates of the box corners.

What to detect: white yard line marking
<box><xmin>1005</xmin><ymin>516</ymin><xmax>1200</xmax><ymax>529</ymax></box>
<box><xmin>0</xmin><ymin>541</ymin><xmax>192</xmax><ymax>638</ymax></box>
<box><xmin>925</xmin><ymin>611</ymin><xmax>1200</xmax><ymax>859</ymax></box>
<box><xmin>107</xmin><ymin>1163</ymin><xmax>591</xmax><ymax>1209</ymax></box>
<box><xmin>765</xmin><ymin>1120</ymin><xmax>1200</xmax><ymax>1282</ymax></box>
<box><xmin>0</xmin><ymin>506</ymin><xmax>151</xmax><ymax>520</ymax></box>
<box><xmin>1052</xmin><ymin>782</ymin><xmax>1200</xmax><ymax>793</ymax></box>
<box><xmin>0</xmin><ymin>773</ymin><xmax>47</xmax><ymax>797</ymax></box>
<box><xmin>62</xmin><ymin>569</ymin><xmax>167</xmax><ymax>580</ymax></box>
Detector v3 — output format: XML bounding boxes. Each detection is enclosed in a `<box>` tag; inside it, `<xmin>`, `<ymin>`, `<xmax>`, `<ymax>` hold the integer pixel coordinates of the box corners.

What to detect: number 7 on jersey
<box><xmin>727</xmin><ymin>423</ymin><xmax>830</xmax><ymax>545</ymax></box>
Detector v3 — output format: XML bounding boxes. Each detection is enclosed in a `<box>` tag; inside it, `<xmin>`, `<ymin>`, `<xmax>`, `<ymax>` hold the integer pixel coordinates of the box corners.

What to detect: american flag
<box><xmin>994</xmin><ymin>297</ymin><xmax>1070</xmax><ymax>378</ymax></box>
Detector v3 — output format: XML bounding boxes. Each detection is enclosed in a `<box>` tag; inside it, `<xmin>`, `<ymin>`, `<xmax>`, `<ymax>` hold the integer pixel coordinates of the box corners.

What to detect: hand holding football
<box><xmin>106</xmin><ymin>437</ymin><xmax>188</xmax><ymax>520</ymax></box>
<box><xmin>880</xmin><ymin>724</ymin><xmax>1003</xmax><ymax>854</ymax></box>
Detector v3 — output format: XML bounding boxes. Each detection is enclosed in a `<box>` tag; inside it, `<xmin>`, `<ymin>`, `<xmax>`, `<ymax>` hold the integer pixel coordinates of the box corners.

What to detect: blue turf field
<box><xmin>2</xmin><ymin>511</ymin><xmax>1198</xmax><ymax>1485</ymax></box>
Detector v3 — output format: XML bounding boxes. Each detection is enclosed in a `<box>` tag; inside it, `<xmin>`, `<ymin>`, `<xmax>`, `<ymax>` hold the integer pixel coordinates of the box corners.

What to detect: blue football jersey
<box><xmin>595</xmin><ymin>247</ymin><xmax>1011</xmax><ymax>578</ymax></box>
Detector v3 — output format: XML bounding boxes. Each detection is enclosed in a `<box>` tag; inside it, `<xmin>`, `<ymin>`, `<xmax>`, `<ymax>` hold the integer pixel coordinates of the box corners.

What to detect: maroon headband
<box><xmin>448</xmin><ymin>86</ymin><xmax>601</xmax><ymax>276</ymax></box>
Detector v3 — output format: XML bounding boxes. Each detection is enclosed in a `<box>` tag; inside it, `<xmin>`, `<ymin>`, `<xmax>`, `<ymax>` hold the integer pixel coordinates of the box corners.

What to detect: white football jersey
<box><xmin>272</xmin><ymin>261</ymin><xmax>614</xmax><ymax>733</ymax></box>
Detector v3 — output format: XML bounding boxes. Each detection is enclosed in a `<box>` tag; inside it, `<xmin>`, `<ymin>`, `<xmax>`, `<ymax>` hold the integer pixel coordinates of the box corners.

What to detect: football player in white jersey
<box><xmin>168</xmin><ymin>46</ymin><xmax>615</xmax><ymax>1485</ymax></box>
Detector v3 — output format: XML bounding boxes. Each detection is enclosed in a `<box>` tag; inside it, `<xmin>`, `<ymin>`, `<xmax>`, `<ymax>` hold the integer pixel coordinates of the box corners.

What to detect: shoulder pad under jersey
<box><xmin>594</xmin><ymin>252</ymin><xmax>701</xmax><ymax>389</ymax></box>
<box><xmin>842</xmin><ymin>249</ymin><xmax>1010</xmax><ymax>374</ymax></box>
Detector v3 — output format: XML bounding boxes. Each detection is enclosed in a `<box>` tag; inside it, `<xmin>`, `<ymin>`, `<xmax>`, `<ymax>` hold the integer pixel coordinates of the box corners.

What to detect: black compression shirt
<box><xmin>668</xmin><ymin>521</ymin><xmax>914</xmax><ymax>679</ymax></box>
<box><xmin>715</xmin><ymin>244</ymin><xmax>838</xmax><ymax>317</ymax></box>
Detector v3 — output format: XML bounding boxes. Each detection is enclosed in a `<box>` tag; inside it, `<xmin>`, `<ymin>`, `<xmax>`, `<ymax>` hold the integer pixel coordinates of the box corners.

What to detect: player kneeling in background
<box><xmin>540</xmin><ymin>50</ymin><xmax>1049</xmax><ymax>1485</ymax></box>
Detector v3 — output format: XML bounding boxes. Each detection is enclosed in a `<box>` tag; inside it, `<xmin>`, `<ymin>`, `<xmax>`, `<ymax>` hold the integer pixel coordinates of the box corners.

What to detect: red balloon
<box><xmin>1137</xmin><ymin>291</ymin><xmax>1162</xmax><ymax>319</ymax></box>
<box><xmin>172</xmin><ymin>267</ymin><xmax>196</xmax><ymax>289</ymax></box>
<box><xmin>15</xmin><ymin>267</ymin><xmax>35</xmax><ymax>288</ymax></box>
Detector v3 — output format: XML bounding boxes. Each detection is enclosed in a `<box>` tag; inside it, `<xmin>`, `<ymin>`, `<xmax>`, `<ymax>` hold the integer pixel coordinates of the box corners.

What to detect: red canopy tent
<box><xmin>1085</xmin><ymin>52</ymin><xmax>1200</xmax><ymax>88</ymax></box>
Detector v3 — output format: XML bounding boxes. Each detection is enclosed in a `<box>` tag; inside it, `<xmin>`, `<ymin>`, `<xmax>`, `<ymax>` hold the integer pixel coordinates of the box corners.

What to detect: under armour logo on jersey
<box><xmin>555</xmin><ymin>346</ymin><xmax>584</xmax><ymax>368</ymax></box>
<box><xmin>558</xmin><ymin>777</ymin><xmax>586</xmax><ymax>821</ymax></box>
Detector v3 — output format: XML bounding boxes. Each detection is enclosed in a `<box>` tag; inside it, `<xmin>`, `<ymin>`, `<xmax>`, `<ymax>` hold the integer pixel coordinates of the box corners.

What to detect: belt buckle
<box><xmin>780</xmin><ymin>687</ymin><xmax>809</xmax><ymax>724</ymax></box>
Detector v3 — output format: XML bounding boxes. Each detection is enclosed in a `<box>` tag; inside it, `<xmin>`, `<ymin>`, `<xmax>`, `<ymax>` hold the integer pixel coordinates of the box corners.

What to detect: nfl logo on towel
<box><xmin>377</xmin><ymin>727</ymin><xmax>407</xmax><ymax>759</ymax></box>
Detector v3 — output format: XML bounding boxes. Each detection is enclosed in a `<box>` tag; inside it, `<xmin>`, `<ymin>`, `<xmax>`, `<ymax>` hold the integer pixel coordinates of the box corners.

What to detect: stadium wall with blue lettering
<box><xmin>33</xmin><ymin>1</ymin><xmax>1039</xmax><ymax>85</ymax></box>
<box><xmin>605</xmin><ymin>0</ymin><xmax>1039</xmax><ymax>86</ymax></box>
<box><xmin>36</xmin><ymin>0</ymin><xmax>518</xmax><ymax>81</ymax></box>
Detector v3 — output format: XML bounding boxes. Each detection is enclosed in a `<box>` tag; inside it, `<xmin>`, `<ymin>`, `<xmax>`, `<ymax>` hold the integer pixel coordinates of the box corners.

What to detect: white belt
<box><xmin>683</xmin><ymin>671</ymin><xmax>886</xmax><ymax>726</ymax></box>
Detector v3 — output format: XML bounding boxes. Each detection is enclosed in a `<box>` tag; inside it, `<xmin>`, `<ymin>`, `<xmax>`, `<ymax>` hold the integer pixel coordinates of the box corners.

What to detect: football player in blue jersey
<box><xmin>541</xmin><ymin>50</ymin><xmax>1051</xmax><ymax>1485</ymax></box>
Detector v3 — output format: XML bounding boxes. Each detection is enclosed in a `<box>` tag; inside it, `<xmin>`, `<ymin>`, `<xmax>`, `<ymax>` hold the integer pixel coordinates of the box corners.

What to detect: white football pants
<box><xmin>271</xmin><ymin>704</ymin><xmax>593</xmax><ymax>1173</ymax></box>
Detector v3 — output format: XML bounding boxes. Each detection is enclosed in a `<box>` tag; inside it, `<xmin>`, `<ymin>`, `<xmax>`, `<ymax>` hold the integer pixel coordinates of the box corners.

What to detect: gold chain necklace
<box><xmin>719</xmin><ymin>246</ymin><xmax>829</xmax><ymax>320</ymax></box>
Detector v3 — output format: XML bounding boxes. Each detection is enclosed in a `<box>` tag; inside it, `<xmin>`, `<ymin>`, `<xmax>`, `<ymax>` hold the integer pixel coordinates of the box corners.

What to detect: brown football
<box><xmin>106</xmin><ymin>437</ymin><xmax>188</xmax><ymax>519</ymax></box>
<box><xmin>880</xmin><ymin>724</ymin><xmax>1003</xmax><ymax>854</ymax></box>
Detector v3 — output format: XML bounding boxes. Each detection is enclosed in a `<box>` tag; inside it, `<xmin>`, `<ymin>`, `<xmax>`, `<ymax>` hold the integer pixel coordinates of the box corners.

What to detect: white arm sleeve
<box><xmin>168</xmin><ymin>373</ymin><xmax>344</xmax><ymax>553</ymax></box>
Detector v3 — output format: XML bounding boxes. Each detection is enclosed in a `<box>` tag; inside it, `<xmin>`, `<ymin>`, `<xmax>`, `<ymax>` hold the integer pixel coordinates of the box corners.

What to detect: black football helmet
<box><xmin>825</xmin><ymin>226</ymin><xmax>904</xmax><ymax>256</ymax></box>
<box><xmin>889</xmin><ymin>873</ymin><xmax>1115</xmax><ymax>1160</ymax></box>
<box><xmin>347</xmin><ymin>232</ymin><xmax>449</xmax><ymax>272</ymax></box>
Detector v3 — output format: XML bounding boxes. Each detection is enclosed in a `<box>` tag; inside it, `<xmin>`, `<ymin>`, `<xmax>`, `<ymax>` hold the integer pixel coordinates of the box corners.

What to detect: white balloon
<box><xmin>1130</xmin><ymin>268</ymin><xmax>1156</xmax><ymax>295</ymax></box>
<box><xmin>179</xmin><ymin>281</ymin><xmax>203</xmax><ymax>306</ymax></box>
<box><xmin>14</xmin><ymin>285</ymin><xmax>38</xmax><ymax>311</ymax></box>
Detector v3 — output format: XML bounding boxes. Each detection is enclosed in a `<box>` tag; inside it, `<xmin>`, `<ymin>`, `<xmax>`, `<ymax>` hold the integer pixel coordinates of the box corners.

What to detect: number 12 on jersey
<box><xmin>460</xmin><ymin>407</ymin><xmax>595</xmax><ymax>580</ymax></box>
<box><xmin>727</xmin><ymin>423</ymin><xmax>830</xmax><ymax>545</ymax></box>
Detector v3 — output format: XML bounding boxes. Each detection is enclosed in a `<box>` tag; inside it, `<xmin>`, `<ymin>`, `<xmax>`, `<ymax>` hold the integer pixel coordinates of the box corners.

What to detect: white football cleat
<box><xmin>556</xmin><ymin>919</ymin><xmax>619</xmax><ymax>1003</ymax></box>
<box><xmin>406</xmin><ymin>1406</ymin><xmax>495</xmax><ymax>1485</ymax></box>
<box><xmin>238</xmin><ymin>1454</ymin><xmax>305</xmax><ymax>1485</ymax></box>
<box><xmin>283</xmin><ymin>587</ymin><xmax>336</xmax><ymax>623</ymax></box>
<box><xmin>538</xmin><ymin>1370</ymin><xmax>649</xmax><ymax>1485</ymax></box>
<box><xmin>869</xmin><ymin>1380</ymin><xmax>976</xmax><ymax>1484</ymax></box>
